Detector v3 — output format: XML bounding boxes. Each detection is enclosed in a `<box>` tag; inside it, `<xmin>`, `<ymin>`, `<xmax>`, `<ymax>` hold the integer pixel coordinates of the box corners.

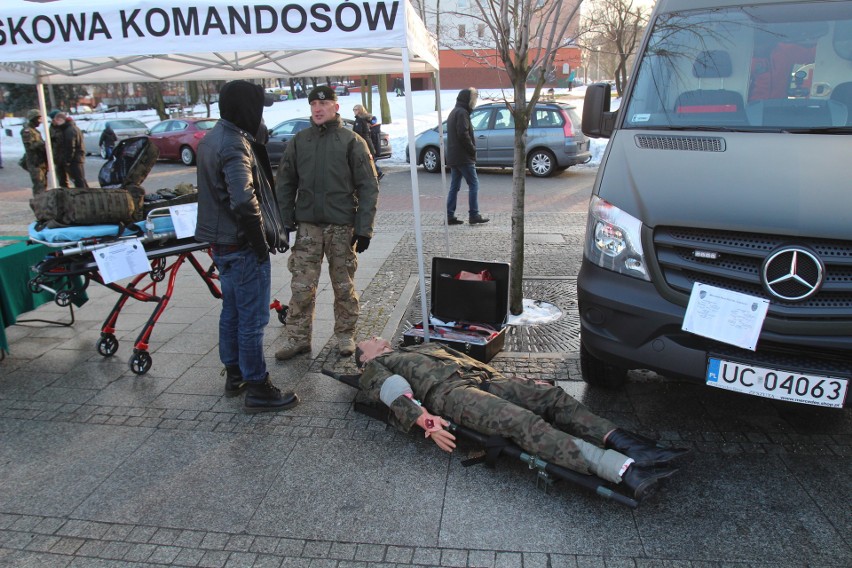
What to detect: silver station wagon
<box><xmin>409</xmin><ymin>101</ymin><xmax>591</xmax><ymax>177</ymax></box>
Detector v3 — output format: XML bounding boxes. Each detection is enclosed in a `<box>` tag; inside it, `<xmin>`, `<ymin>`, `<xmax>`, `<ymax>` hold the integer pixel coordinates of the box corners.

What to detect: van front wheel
<box><xmin>527</xmin><ymin>149</ymin><xmax>556</xmax><ymax>177</ymax></box>
<box><xmin>580</xmin><ymin>343</ymin><xmax>628</xmax><ymax>388</ymax></box>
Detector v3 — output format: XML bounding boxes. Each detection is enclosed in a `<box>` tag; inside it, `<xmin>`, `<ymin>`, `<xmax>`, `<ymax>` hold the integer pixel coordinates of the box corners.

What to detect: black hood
<box><xmin>219</xmin><ymin>80</ymin><xmax>266</xmax><ymax>138</ymax></box>
<box><xmin>455</xmin><ymin>87</ymin><xmax>479</xmax><ymax>111</ymax></box>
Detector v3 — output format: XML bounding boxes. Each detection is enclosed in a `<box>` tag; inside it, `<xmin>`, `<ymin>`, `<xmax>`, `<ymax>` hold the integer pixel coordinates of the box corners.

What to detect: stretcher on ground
<box><xmin>322</xmin><ymin>368</ymin><xmax>640</xmax><ymax>508</ymax></box>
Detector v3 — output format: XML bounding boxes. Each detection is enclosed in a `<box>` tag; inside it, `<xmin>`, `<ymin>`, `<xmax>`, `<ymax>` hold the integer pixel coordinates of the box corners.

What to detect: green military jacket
<box><xmin>21</xmin><ymin>123</ymin><xmax>47</xmax><ymax>169</ymax></box>
<box><xmin>275</xmin><ymin>115</ymin><xmax>379</xmax><ymax>238</ymax></box>
<box><xmin>359</xmin><ymin>342</ymin><xmax>496</xmax><ymax>432</ymax></box>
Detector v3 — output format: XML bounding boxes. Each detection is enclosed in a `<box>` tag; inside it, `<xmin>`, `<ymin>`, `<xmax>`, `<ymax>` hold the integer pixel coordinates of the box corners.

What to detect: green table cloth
<box><xmin>0</xmin><ymin>237</ymin><xmax>87</xmax><ymax>354</ymax></box>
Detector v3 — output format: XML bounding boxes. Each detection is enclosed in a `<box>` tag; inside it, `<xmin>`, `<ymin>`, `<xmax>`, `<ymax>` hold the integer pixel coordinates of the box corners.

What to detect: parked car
<box><xmin>146</xmin><ymin>118</ymin><xmax>218</xmax><ymax>165</ymax></box>
<box><xmin>408</xmin><ymin>101</ymin><xmax>591</xmax><ymax>177</ymax></box>
<box><xmin>79</xmin><ymin>118</ymin><xmax>150</xmax><ymax>158</ymax></box>
<box><xmin>266</xmin><ymin>117</ymin><xmax>392</xmax><ymax>165</ymax></box>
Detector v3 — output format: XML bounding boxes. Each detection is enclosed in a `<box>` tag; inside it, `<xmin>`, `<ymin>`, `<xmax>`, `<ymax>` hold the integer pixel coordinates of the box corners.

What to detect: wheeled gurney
<box><xmin>27</xmin><ymin>210</ymin><xmax>222</xmax><ymax>375</ymax></box>
<box><xmin>322</xmin><ymin>368</ymin><xmax>640</xmax><ymax>508</ymax></box>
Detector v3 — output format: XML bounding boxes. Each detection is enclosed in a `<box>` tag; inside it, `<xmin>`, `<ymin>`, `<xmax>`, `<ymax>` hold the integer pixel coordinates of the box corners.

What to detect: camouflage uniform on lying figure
<box><xmin>355</xmin><ymin>339</ymin><xmax>692</xmax><ymax>501</ymax></box>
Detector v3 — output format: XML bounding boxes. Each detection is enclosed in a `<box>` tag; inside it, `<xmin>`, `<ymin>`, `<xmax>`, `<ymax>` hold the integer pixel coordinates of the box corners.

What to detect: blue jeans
<box><xmin>213</xmin><ymin>247</ymin><xmax>271</xmax><ymax>382</ymax></box>
<box><xmin>447</xmin><ymin>163</ymin><xmax>480</xmax><ymax>218</ymax></box>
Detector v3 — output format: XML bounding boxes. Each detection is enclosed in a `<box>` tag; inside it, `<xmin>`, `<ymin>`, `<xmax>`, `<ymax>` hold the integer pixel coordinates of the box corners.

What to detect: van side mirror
<box><xmin>582</xmin><ymin>83</ymin><xmax>617</xmax><ymax>138</ymax></box>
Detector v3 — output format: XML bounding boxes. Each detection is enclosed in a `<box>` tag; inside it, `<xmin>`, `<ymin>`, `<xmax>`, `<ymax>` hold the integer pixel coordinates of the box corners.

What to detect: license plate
<box><xmin>706</xmin><ymin>358</ymin><xmax>848</xmax><ymax>408</ymax></box>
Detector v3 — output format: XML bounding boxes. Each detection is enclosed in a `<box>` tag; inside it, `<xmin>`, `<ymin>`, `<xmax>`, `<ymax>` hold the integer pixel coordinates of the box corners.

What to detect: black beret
<box><xmin>308</xmin><ymin>85</ymin><xmax>337</xmax><ymax>103</ymax></box>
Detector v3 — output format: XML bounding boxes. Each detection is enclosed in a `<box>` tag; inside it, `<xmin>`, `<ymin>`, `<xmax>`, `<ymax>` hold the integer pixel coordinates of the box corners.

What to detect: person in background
<box><xmin>20</xmin><ymin>109</ymin><xmax>48</xmax><ymax>196</ymax></box>
<box><xmin>52</xmin><ymin>112</ymin><xmax>88</xmax><ymax>188</ymax></box>
<box><xmin>352</xmin><ymin>104</ymin><xmax>383</xmax><ymax>180</ymax></box>
<box><xmin>274</xmin><ymin>85</ymin><xmax>379</xmax><ymax>361</ymax></box>
<box><xmin>195</xmin><ymin>80</ymin><xmax>297</xmax><ymax>414</ymax></box>
<box><xmin>99</xmin><ymin>122</ymin><xmax>118</xmax><ymax>160</ymax></box>
<box><xmin>446</xmin><ymin>87</ymin><xmax>489</xmax><ymax>226</ymax></box>
<box><xmin>355</xmin><ymin>337</ymin><xmax>691</xmax><ymax>501</ymax></box>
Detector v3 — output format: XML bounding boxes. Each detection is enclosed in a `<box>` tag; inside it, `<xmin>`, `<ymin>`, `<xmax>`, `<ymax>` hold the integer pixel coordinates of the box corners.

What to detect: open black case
<box><xmin>402</xmin><ymin>257</ymin><xmax>510</xmax><ymax>362</ymax></box>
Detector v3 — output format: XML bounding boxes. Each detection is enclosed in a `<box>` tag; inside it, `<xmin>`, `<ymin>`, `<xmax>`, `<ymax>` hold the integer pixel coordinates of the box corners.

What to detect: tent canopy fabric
<box><xmin>0</xmin><ymin>0</ymin><xmax>438</xmax><ymax>84</ymax></box>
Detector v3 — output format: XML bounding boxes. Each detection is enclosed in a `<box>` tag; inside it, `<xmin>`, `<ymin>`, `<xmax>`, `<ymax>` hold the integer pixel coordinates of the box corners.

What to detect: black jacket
<box><xmin>353</xmin><ymin>114</ymin><xmax>377</xmax><ymax>156</ymax></box>
<box><xmin>56</xmin><ymin>120</ymin><xmax>86</xmax><ymax>165</ymax></box>
<box><xmin>195</xmin><ymin>119</ymin><xmax>284</xmax><ymax>254</ymax></box>
<box><xmin>446</xmin><ymin>88</ymin><xmax>477</xmax><ymax>166</ymax></box>
<box><xmin>99</xmin><ymin>126</ymin><xmax>118</xmax><ymax>148</ymax></box>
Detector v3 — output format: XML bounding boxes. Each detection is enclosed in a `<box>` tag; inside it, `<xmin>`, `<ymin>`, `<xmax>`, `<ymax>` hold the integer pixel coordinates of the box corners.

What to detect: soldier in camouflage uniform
<box><xmin>20</xmin><ymin>109</ymin><xmax>48</xmax><ymax>196</ymax></box>
<box><xmin>275</xmin><ymin>85</ymin><xmax>379</xmax><ymax>360</ymax></box>
<box><xmin>355</xmin><ymin>338</ymin><xmax>691</xmax><ymax>500</ymax></box>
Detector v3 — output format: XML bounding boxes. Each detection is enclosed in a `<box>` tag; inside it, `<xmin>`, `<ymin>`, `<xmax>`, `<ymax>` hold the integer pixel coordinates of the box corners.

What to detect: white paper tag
<box><xmin>682</xmin><ymin>283</ymin><xmax>769</xmax><ymax>351</ymax></box>
<box><xmin>93</xmin><ymin>239</ymin><xmax>150</xmax><ymax>284</ymax></box>
<box><xmin>169</xmin><ymin>203</ymin><xmax>198</xmax><ymax>239</ymax></box>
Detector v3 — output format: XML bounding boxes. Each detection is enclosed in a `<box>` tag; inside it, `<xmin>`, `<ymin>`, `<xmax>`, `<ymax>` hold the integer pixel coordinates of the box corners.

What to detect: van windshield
<box><xmin>623</xmin><ymin>1</ymin><xmax>852</xmax><ymax>131</ymax></box>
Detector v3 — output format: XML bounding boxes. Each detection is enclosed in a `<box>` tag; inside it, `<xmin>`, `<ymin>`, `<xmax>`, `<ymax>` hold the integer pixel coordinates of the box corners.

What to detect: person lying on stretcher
<box><xmin>355</xmin><ymin>338</ymin><xmax>691</xmax><ymax>501</ymax></box>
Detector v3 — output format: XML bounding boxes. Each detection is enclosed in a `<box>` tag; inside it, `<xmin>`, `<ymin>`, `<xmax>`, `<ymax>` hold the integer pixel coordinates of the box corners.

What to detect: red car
<box><xmin>147</xmin><ymin>118</ymin><xmax>218</xmax><ymax>166</ymax></box>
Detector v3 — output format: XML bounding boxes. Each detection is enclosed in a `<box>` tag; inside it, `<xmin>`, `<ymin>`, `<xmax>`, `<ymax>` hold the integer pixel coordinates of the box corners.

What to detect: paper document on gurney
<box><xmin>169</xmin><ymin>203</ymin><xmax>198</xmax><ymax>239</ymax></box>
<box><xmin>94</xmin><ymin>239</ymin><xmax>151</xmax><ymax>284</ymax></box>
<box><xmin>682</xmin><ymin>282</ymin><xmax>769</xmax><ymax>351</ymax></box>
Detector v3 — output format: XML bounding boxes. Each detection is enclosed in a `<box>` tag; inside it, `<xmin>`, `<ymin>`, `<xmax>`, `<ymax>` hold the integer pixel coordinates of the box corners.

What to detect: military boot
<box><xmin>222</xmin><ymin>365</ymin><xmax>247</xmax><ymax>397</ymax></box>
<box><xmin>620</xmin><ymin>464</ymin><xmax>679</xmax><ymax>501</ymax></box>
<box><xmin>605</xmin><ymin>429</ymin><xmax>692</xmax><ymax>467</ymax></box>
<box><xmin>244</xmin><ymin>374</ymin><xmax>299</xmax><ymax>413</ymax></box>
<box><xmin>469</xmin><ymin>213</ymin><xmax>490</xmax><ymax>224</ymax></box>
<box><xmin>275</xmin><ymin>340</ymin><xmax>310</xmax><ymax>361</ymax></box>
<box><xmin>337</xmin><ymin>335</ymin><xmax>356</xmax><ymax>357</ymax></box>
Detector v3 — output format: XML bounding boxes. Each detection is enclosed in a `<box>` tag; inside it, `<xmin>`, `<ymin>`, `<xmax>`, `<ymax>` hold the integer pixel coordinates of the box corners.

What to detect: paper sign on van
<box><xmin>682</xmin><ymin>283</ymin><xmax>769</xmax><ymax>351</ymax></box>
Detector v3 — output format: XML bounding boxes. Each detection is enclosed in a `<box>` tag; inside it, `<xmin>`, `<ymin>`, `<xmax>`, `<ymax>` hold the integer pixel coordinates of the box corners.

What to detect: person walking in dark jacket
<box><xmin>98</xmin><ymin>123</ymin><xmax>118</xmax><ymax>159</ymax></box>
<box><xmin>446</xmin><ymin>88</ymin><xmax>488</xmax><ymax>225</ymax></box>
<box><xmin>352</xmin><ymin>104</ymin><xmax>383</xmax><ymax>180</ymax></box>
<box><xmin>52</xmin><ymin>112</ymin><xmax>88</xmax><ymax>188</ymax></box>
<box><xmin>355</xmin><ymin>338</ymin><xmax>691</xmax><ymax>500</ymax></box>
<box><xmin>195</xmin><ymin>80</ymin><xmax>297</xmax><ymax>413</ymax></box>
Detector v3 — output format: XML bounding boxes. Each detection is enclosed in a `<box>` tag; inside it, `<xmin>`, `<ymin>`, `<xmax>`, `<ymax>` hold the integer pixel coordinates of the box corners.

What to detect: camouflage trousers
<box><xmin>29</xmin><ymin>166</ymin><xmax>47</xmax><ymax>196</ymax></box>
<box><xmin>425</xmin><ymin>373</ymin><xmax>618</xmax><ymax>475</ymax></box>
<box><xmin>286</xmin><ymin>222</ymin><xmax>359</xmax><ymax>343</ymax></box>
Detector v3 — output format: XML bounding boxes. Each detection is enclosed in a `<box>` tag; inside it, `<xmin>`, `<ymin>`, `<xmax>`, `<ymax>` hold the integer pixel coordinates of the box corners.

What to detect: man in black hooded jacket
<box><xmin>195</xmin><ymin>80</ymin><xmax>298</xmax><ymax>413</ymax></box>
<box><xmin>446</xmin><ymin>87</ymin><xmax>488</xmax><ymax>226</ymax></box>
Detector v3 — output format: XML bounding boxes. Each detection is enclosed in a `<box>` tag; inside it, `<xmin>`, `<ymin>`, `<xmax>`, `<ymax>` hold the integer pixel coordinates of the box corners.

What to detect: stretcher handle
<box><xmin>448</xmin><ymin>421</ymin><xmax>639</xmax><ymax>509</ymax></box>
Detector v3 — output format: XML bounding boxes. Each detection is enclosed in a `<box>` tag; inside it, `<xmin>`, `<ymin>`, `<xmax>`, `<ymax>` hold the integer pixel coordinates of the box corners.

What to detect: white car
<box><xmin>79</xmin><ymin>118</ymin><xmax>149</xmax><ymax>158</ymax></box>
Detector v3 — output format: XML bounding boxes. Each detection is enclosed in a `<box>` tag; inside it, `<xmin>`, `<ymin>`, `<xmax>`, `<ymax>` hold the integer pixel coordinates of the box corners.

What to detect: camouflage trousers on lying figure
<box><xmin>286</xmin><ymin>222</ymin><xmax>359</xmax><ymax>343</ymax></box>
<box><xmin>424</xmin><ymin>372</ymin><xmax>618</xmax><ymax>475</ymax></box>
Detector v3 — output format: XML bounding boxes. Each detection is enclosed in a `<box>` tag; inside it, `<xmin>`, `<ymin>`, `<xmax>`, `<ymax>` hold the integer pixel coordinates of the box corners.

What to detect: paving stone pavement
<box><xmin>1</xmin><ymin>198</ymin><xmax>850</xmax><ymax>567</ymax></box>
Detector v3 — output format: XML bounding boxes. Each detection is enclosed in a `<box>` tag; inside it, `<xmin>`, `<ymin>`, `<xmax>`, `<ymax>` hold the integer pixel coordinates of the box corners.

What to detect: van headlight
<box><xmin>584</xmin><ymin>196</ymin><xmax>649</xmax><ymax>280</ymax></box>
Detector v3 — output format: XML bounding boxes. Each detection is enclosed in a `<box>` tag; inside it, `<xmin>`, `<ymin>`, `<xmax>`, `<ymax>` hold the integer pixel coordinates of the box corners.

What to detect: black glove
<box><xmin>244</xmin><ymin>221</ymin><xmax>270</xmax><ymax>264</ymax></box>
<box><xmin>351</xmin><ymin>235</ymin><xmax>371</xmax><ymax>253</ymax></box>
<box><xmin>275</xmin><ymin>228</ymin><xmax>292</xmax><ymax>253</ymax></box>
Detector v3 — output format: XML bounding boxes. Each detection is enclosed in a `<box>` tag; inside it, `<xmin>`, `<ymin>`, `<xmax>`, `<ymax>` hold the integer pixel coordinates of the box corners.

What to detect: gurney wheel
<box><xmin>27</xmin><ymin>278</ymin><xmax>43</xmax><ymax>294</ymax></box>
<box><xmin>55</xmin><ymin>290</ymin><xmax>72</xmax><ymax>307</ymax></box>
<box><xmin>151</xmin><ymin>258</ymin><xmax>166</xmax><ymax>282</ymax></box>
<box><xmin>129</xmin><ymin>351</ymin><xmax>153</xmax><ymax>375</ymax></box>
<box><xmin>97</xmin><ymin>334</ymin><xmax>119</xmax><ymax>357</ymax></box>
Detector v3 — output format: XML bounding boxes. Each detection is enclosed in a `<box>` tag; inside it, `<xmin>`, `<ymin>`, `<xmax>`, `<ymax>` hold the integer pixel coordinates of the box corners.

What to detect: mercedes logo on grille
<box><xmin>761</xmin><ymin>246</ymin><xmax>824</xmax><ymax>302</ymax></box>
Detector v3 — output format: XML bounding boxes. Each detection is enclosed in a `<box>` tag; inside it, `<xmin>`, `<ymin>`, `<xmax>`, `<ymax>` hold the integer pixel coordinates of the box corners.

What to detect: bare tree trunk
<box><xmin>379</xmin><ymin>75</ymin><xmax>390</xmax><ymax>124</ymax></box>
<box><xmin>509</xmin><ymin>81</ymin><xmax>529</xmax><ymax>315</ymax></box>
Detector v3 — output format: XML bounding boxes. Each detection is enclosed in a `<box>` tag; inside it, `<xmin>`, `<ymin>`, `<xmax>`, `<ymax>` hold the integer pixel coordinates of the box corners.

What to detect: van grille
<box><xmin>635</xmin><ymin>134</ymin><xmax>725</xmax><ymax>152</ymax></box>
<box><xmin>653</xmin><ymin>227</ymin><xmax>852</xmax><ymax>317</ymax></box>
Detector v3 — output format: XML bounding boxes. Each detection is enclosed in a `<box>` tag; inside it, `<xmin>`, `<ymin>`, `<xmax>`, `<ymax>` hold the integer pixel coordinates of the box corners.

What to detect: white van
<box><xmin>579</xmin><ymin>0</ymin><xmax>851</xmax><ymax>408</ymax></box>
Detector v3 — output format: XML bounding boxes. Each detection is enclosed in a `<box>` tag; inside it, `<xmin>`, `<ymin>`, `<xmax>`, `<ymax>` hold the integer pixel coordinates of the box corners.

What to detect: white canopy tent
<box><xmin>1</xmin><ymin>0</ymin><xmax>442</xmax><ymax>340</ymax></box>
